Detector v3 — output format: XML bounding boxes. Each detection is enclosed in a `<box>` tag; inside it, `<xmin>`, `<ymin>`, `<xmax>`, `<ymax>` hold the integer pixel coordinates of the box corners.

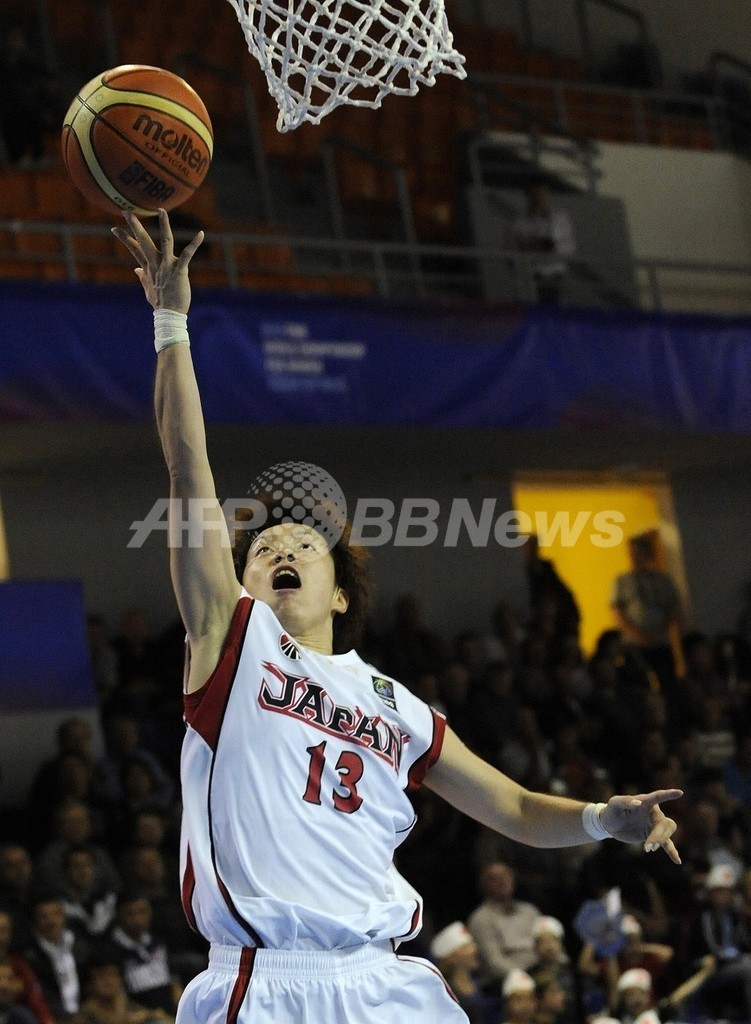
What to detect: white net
<box><xmin>225</xmin><ymin>0</ymin><xmax>467</xmax><ymax>132</ymax></box>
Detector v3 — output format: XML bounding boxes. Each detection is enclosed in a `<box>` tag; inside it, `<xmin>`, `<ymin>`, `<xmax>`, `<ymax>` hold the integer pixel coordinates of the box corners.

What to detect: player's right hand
<box><xmin>112</xmin><ymin>207</ymin><xmax>204</xmax><ymax>314</ymax></box>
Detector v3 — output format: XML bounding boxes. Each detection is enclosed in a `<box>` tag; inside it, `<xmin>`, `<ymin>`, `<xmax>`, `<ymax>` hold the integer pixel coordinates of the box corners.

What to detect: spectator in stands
<box><xmin>579</xmin><ymin>841</ymin><xmax>670</xmax><ymax>940</ymax></box>
<box><xmin>454</xmin><ymin>630</ymin><xmax>487</xmax><ymax>687</ymax></box>
<box><xmin>683</xmin><ymin>863</ymin><xmax>751</xmax><ymax>1021</ymax></box>
<box><xmin>35</xmin><ymin>798</ymin><xmax>120</xmax><ymax>897</ymax></box>
<box><xmin>61</xmin><ymin>845</ymin><xmax>118</xmax><ymax>941</ymax></box>
<box><xmin>483</xmin><ymin>601</ymin><xmax>524</xmax><ymax>669</ymax></box>
<box><xmin>522</xmin><ymin>535</ymin><xmax>580</xmax><ymax>642</ymax></box>
<box><xmin>680</xmin><ymin>796</ymin><xmax>745</xmax><ymax>882</ymax></box>
<box><xmin>694</xmin><ymin>695</ymin><xmax>737</xmax><ymax>770</ymax></box>
<box><xmin>0</xmin><ymin>960</ymin><xmax>38</xmax><ymax>1024</ymax></box>
<box><xmin>24</xmin><ymin>895</ymin><xmax>90</xmax><ymax>1020</ymax></box>
<box><xmin>0</xmin><ymin>845</ymin><xmax>35</xmax><ymax>949</ymax></box>
<box><xmin>468</xmin><ymin>862</ymin><xmax>541</xmax><ymax>994</ymax></box>
<box><xmin>0</xmin><ymin>909</ymin><xmax>55</xmax><ymax>1024</ymax></box>
<box><xmin>526</xmin><ymin>916</ymin><xmax>578</xmax><ymax>1024</ymax></box>
<box><xmin>437</xmin><ymin>662</ymin><xmax>475</xmax><ymax>744</ymax></box>
<box><xmin>534</xmin><ymin>976</ymin><xmax>570</xmax><ymax>1024</ymax></box>
<box><xmin>76</xmin><ymin>952</ymin><xmax>174</xmax><ymax>1024</ymax></box>
<box><xmin>613</xmin><ymin>967</ymin><xmax>656</xmax><ymax>1024</ymax></box>
<box><xmin>105</xmin><ymin>894</ymin><xmax>179</xmax><ymax>1016</ymax></box>
<box><xmin>501</xmin><ymin>968</ymin><xmax>538</xmax><ymax>1024</ymax></box>
<box><xmin>464</xmin><ymin>661</ymin><xmax>520</xmax><ymax>768</ymax></box>
<box><xmin>430</xmin><ymin>921</ymin><xmax>499</xmax><ymax>1024</ymax></box>
<box><xmin>610</xmin><ymin>533</ymin><xmax>682</xmax><ymax>691</ymax></box>
<box><xmin>0</xmin><ymin>25</ymin><xmax>62</xmax><ymax>165</ymax></box>
<box><xmin>26</xmin><ymin>718</ymin><xmax>96</xmax><ymax>846</ymax></box>
<box><xmin>497</xmin><ymin>706</ymin><xmax>553</xmax><ymax>794</ymax></box>
<box><xmin>380</xmin><ymin>592</ymin><xmax>451</xmax><ymax>681</ymax></box>
<box><xmin>117</xmin><ymin>847</ymin><xmax>206</xmax><ymax>985</ymax></box>
<box><xmin>579</xmin><ymin>914</ymin><xmax>673</xmax><ymax>1011</ymax></box>
<box><xmin>512</xmin><ymin>182</ymin><xmax>576</xmax><ymax>305</ymax></box>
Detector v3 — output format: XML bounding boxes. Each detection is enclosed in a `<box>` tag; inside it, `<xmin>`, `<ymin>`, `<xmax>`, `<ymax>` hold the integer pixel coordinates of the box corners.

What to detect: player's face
<box><xmin>242</xmin><ymin>522</ymin><xmax>348</xmax><ymax>646</ymax></box>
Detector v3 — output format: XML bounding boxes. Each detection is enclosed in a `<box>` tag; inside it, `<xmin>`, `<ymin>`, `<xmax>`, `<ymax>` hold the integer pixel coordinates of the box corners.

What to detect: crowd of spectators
<box><xmin>1</xmin><ymin>552</ymin><xmax>751</xmax><ymax>1023</ymax></box>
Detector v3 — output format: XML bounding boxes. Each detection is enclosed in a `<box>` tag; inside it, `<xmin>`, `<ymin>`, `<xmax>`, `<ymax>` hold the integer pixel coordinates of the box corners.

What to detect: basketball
<box><xmin>61</xmin><ymin>64</ymin><xmax>213</xmax><ymax>216</ymax></box>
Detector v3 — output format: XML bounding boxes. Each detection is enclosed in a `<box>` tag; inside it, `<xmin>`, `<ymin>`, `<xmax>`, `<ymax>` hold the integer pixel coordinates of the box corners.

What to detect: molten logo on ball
<box><xmin>132</xmin><ymin>114</ymin><xmax>210</xmax><ymax>174</ymax></box>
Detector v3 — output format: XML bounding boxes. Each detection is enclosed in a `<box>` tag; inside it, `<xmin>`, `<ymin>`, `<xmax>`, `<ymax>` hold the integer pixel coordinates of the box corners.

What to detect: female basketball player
<box><xmin>112</xmin><ymin>208</ymin><xmax>682</xmax><ymax>1024</ymax></box>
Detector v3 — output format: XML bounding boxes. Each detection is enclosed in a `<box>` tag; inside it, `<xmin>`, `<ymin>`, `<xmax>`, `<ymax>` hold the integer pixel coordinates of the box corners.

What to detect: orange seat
<box><xmin>0</xmin><ymin>170</ymin><xmax>36</xmax><ymax>219</ymax></box>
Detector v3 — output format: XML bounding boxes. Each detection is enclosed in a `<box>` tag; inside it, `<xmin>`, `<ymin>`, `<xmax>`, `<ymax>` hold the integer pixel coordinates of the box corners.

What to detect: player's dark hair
<box><xmin>231</xmin><ymin>496</ymin><xmax>371</xmax><ymax>655</ymax></box>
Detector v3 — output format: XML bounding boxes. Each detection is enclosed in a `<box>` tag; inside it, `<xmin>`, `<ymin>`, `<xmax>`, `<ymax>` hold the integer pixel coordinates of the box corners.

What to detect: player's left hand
<box><xmin>600</xmin><ymin>789</ymin><xmax>683</xmax><ymax>864</ymax></box>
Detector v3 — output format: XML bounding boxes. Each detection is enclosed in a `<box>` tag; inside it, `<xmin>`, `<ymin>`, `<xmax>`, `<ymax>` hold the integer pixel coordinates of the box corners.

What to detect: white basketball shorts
<box><xmin>177</xmin><ymin>942</ymin><xmax>469</xmax><ymax>1023</ymax></box>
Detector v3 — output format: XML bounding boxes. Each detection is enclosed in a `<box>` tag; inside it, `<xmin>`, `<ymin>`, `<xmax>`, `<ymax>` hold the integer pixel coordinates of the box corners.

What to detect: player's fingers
<box><xmin>176</xmin><ymin>230</ymin><xmax>205</xmax><ymax>270</ymax></box>
<box><xmin>158</xmin><ymin>208</ymin><xmax>174</xmax><ymax>261</ymax></box>
<box><xmin>111</xmin><ymin>228</ymin><xmax>146</xmax><ymax>267</ymax></box>
<box><xmin>635</xmin><ymin>788</ymin><xmax>683</xmax><ymax>808</ymax></box>
<box><xmin>122</xmin><ymin>211</ymin><xmax>159</xmax><ymax>266</ymax></box>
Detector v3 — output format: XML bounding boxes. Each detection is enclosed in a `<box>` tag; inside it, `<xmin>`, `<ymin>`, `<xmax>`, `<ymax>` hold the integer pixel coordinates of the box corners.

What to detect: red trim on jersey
<box><xmin>393</xmin><ymin>900</ymin><xmax>422</xmax><ymax>942</ymax></box>
<box><xmin>396</xmin><ymin>955</ymin><xmax>459</xmax><ymax>1003</ymax></box>
<box><xmin>226</xmin><ymin>947</ymin><xmax>255</xmax><ymax>1024</ymax></box>
<box><xmin>180</xmin><ymin>844</ymin><xmax>199</xmax><ymax>935</ymax></box>
<box><xmin>184</xmin><ymin>595</ymin><xmax>254</xmax><ymax>751</ymax></box>
<box><xmin>406</xmin><ymin>709</ymin><xmax>446</xmax><ymax>793</ymax></box>
<box><xmin>215</xmin><ymin>872</ymin><xmax>265</xmax><ymax>948</ymax></box>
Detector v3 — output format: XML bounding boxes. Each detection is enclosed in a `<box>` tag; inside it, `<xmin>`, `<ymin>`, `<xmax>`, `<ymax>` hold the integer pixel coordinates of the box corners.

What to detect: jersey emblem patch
<box><xmin>279</xmin><ymin>632</ymin><xmax>301</xmax><ymax>660</ymax></box>
<box><xmin>372</xmin><ymin>676</ymin><xmax>397</xmax><ymax>710</ymax></box>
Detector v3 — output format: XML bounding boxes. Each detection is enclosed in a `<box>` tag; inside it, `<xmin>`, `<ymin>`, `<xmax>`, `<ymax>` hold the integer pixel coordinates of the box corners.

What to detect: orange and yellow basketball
<box><xmin>61</xmin><ymin>64</ymin><xmax>213</xmax><ymax>216</ymax></box>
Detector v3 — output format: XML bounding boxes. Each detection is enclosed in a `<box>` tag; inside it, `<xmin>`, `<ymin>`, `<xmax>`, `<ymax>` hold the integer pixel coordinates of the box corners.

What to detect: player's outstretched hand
<box><xmin>600</xmin><ymin>789</ymin><xmax>683</xmax><ymax>863</ymax></box>
<box><xmin>111</xmin><ymin>207</ymin><xmax>204</xmax><ymax>314</ymax></box>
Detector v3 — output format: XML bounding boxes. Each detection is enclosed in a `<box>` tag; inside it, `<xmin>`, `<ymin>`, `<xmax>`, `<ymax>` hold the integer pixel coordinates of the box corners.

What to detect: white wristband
<box><xmin>153</xmin><ymin>309</ymin><xmax>190</xmax><ymax>353</ymax></box>
<box><xmin>582</xmin><ymin>802</ymin><xmax>611</xmax><ymax>841</ymax></box>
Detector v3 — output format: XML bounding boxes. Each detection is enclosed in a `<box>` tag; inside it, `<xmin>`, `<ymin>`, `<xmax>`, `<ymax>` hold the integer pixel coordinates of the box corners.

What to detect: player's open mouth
<box><xmin>271</xmin><ymin>566</ymin><xmax>301</xmax><ymax>591</ymax></box>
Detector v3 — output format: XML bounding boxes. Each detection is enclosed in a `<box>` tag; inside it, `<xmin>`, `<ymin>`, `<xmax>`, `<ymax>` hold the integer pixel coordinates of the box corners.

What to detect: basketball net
<box><xmin>225</xmin><ymin>0</ymin><xmax>466</xmax><ymax>131</ymax></box>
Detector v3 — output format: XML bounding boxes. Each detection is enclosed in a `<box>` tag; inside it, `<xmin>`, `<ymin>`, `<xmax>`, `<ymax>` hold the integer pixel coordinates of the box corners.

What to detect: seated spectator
<box><xmin>464</xmin><ymin>661</ymin><xmax>520</xmax><ymax>768</ymax></box>
<box><xmin>579</xmin><ymin>914</ymin><xmax>673</xmax><ymax>1012</ymax></box>
<box><xmin>614</xmin><ymin>967</ymin><xmax>657</xmax><ymax>1024</ymax></box>
<box><xmin>61</xmin><ymin>845</ymin><xmax>118</xmax><ymax>941</ymax></box>
<box><xmin>76</xmin><ymin>953</ymin><xmax>174</xmax><ymax>1024</ymax></box>
<box><xmin>497</xmin><ymin>706</ymin><xmax>553</xmax><ymax>793</ymax></box>
<box><xmin>430</xmin><ymin>921</ymin><xmax>500</xmax><ymax>1024</ymax></box>
<box><xmin>0</xmin><ymin>960</ymin><xmax>38</xmax><ymax>1024</ymax></box>
<box><xmin>25</xmin><ymin>718</ymin><xmax>97</xmax><ymax>848</ymax></box>
<box><xmin>683</xmin><ymin>863</ymin><xmax>751</xmax><ymax>1021</ymax></box>
<box><xmin>527</xmin><ymin>917</ymin><xmax>578</xmax><ymax>1024</ymax></box>
<box><xmin>96</xmin><ymin>717</ymin><xmax>174</xmax><ymax>815</ymax></box>
<box><xmin>501</xmin><ymin>968</ymin><xmax>537</xmax><ymax>1024</ymax></box>
<box><xmin>117</xmin><ymin>847</ymin><xmax>206</xmax><ymax>985</ymax></box>
<box><xmin>0</xmin><ymin>845</ymin><xmax>35</xmax><ymax>949</ymax></box>
<box><xmin>35</xmin><ymin>799</ymin><xmax>120</xmax><ymax>897</ymax></box>
<box><xmin>380</xmin><ymin>593</ymin><xmax>451</xmax><ymax>681</ymax></box>
<box><xmin>468</xmin><ymin>862</ymin><xmax>541</xmax><ymax>994</ymax></box>
<box><xmin>24</xmin><ymin>895</ymin><xmax>90</xmax><ymax>1020</ymax></box>
<box><xmin>0</xmin><ymin>909</ymin><xmax>54</xmax><ymax>1024</ymax></box>
<box><xmin>105</xmin><ymin>894</ymin><xmax>180</xmax><ymax>1016</ymax></box>
<box><xmin>482</xmin><ymin>601</ymin><xmax>524</xmax><ymax>669</ymax></box>
<box><xmin>534</xmin><ymin>975</ymin><xmax>569</xmax><ymax>1024</ymax></box>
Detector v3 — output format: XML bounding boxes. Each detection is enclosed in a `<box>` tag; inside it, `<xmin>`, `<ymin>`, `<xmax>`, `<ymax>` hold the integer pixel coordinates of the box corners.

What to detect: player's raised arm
<box><xmin>113</xmin><ymin>209</ymin><xmax>241</xmax><ymax>689</ymax></box>
<box><xmin>426</xmin><ymin>726</ymin><xmax>682</xmax><ymax>862</ymax></box>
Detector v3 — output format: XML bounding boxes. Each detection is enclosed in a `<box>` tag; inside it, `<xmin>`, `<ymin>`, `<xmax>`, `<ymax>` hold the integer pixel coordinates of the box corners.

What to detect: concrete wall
<box><xmin>3</xmin><ymin>425</ymin><xmax>750</xmax><ymax>643</ymax></box>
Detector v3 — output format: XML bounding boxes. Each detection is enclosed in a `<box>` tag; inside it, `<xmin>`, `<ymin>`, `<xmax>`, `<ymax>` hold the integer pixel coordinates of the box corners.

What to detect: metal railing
<box><xmin>2</xmin><ymin>219</ymin><xmax>750</xmax><ymax>315</ymax></box>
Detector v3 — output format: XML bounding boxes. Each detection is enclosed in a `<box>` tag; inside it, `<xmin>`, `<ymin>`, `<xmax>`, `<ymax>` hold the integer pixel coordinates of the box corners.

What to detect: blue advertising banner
<box><xmin>1</xmin><ymin>280</ymin><xmax>750</xmax><ymax>431</ymax></box>
<box><xmin>0</xmin><ymin>579</ymin><xmax>96</xmax><ymax>712</ymax></box>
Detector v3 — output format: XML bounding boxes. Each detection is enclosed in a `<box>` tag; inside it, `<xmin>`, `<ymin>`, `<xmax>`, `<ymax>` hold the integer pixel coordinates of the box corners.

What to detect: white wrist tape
<box><xmin>582</xmin><ymin>802</ymin><xmax>611</xmax><ymax>841</ymax></box>
<box><xmin>153</xmin><ymin>309</ymin><xmax>190</xmax><ymax>353</ymax></box>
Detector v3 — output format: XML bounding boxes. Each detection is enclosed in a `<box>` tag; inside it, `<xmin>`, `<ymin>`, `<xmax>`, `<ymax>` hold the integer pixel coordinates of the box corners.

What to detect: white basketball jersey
<box><xmin>179</xmin><ymin>591</ymin><xmax>446</xmax><ymax>950</ymax></box>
